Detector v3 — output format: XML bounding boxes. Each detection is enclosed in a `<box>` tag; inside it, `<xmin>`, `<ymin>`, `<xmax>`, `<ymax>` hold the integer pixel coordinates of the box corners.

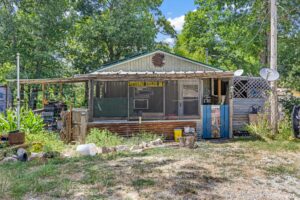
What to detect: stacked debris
<box><xmin>42</xmin><ymin>101</ymin><xmax>67</xmax><ymax>131</ymax></box>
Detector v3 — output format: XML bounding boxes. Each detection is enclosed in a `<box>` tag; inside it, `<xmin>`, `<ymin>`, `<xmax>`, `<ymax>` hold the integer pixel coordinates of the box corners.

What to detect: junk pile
<box><xmin>42</xmin><ymin>101</ymin><xmax>67</xmax><ymax>131</ymax></box>
<box><xmin>0</xmin><ymin>130</ymin><xmax>60</xmax><ymax>163</ymax></box>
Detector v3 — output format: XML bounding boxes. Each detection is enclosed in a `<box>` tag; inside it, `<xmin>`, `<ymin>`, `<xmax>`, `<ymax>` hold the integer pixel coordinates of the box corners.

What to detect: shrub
<box><xmin>26</xmin><ymin>131</ymin><xmax>65</xmax><ymax>152</ymax></box>
<box><xmin>86</xmin><ymin>129</ymin><xmax>124</xmax><ymax>147</ymax></box>
<box><xmin>86</xmin><ymin>129</ymin><xmax>164</xmax><ymax>147</ymax></box>
<box><xmin>280</xmin><ymin>96</ymin><xmax>300</xmax><ymax>115</ymax></box>
<box><xmin>0</xmin><ymin>108</ymin><xmax>44</xmax><ymax>134</ymax></box>
<box><xmin>246</xmin><ymin>114</ymin><xmax>295</xmax><ymax>141</ymax></box>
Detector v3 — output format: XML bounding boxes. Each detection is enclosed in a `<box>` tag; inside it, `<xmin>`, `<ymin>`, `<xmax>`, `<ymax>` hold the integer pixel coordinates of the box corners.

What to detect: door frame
<box><xmin>178</xmin><ymin>79</ymin><xmax>201</xmax><ymax>117</ymax></box>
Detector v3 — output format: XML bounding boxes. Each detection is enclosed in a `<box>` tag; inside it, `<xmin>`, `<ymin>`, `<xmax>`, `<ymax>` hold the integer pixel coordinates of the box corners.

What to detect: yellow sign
<box><xmin>128</xmin><ymin>81</ymin><xmax>164</xmax><ymax>87</ymax></box>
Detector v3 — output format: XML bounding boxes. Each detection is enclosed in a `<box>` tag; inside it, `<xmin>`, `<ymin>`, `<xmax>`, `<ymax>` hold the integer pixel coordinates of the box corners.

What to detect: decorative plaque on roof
<box><xmin>152</xmin><ymin>53</ymin><xmax>165</xmax><ymax>67</ymax></box>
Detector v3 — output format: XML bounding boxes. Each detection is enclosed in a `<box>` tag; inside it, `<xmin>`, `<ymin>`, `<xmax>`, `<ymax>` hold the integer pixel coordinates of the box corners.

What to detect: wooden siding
<box><xmin>233</xmin><ymin>98</ymin><xmax>266</xmax><ymax>130</ymax></box>
<box><xmin>87</xmin><ymin>121</ymin><xmax>199</xmax><ymax>140</ymax></box>
<box><xmin>99</xmin><ymin>52</ymin><xmax>219</xmax><ymax>72</ymax></box>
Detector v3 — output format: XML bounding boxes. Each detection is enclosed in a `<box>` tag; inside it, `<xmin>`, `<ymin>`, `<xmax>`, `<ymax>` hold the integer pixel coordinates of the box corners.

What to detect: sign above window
<box><xmin>128</xmin><ymin>81</ymin><xmax>164</xmax><ymax>87</ymax></box>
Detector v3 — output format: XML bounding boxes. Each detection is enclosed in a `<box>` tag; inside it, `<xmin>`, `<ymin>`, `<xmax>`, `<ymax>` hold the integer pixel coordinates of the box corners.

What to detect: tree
<box><xmin>175</xmin><ymin>0</ymin><xmax>300</xmax><ymax>91</ymax></box>
<box><xmin>66</xmin><ymin>0</ymin><xmax>176</xmax><ymax>74</ymax></box>
<box><xmin>0</xmin><ymin>0</ymin><xmax>75</xmax><ymax>79</ymax></box>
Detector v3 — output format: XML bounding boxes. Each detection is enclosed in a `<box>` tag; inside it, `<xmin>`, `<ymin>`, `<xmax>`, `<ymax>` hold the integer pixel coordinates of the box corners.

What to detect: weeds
<box><xmin>86</xmin><ymin>129</ymin><xmax>163</xmax><ymax>147</ymax></box>
<box><xmin>246</xmin><ymin>114</ymin><xmax>296</xmax><ymax>141</ymax></box>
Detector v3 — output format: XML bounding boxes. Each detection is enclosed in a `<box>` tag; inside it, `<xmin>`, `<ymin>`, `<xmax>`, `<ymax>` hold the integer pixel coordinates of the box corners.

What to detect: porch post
<box><xmin>163</xmin><ymin>81</ymin><xmax>166</xmax><ymax>119</ymax></box>
<box><xmin>229</xmin><ymin>78</ymin><xmax>234</xmax><ymax>138</ymax></box>
<box><xmin>88</xmin><ymin>79</ymin><xmax>94</xmax><ymax>122</ymax></box>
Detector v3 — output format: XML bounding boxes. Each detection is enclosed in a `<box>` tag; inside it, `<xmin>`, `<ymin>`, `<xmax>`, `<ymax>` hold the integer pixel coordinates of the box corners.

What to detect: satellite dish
<box><xmin>234</xmin><ymin>69</ymin><xmax>244</xmax><ymax>76</ymax></box>
<box><xmin>259</xmin><ymin>68</ymin><xmax>280</xmax><ymax>81</ymax></box>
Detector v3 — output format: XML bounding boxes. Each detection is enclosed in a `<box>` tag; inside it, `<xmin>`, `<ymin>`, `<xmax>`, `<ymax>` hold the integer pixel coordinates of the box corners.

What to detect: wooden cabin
<box><xmin>76</xmin><ymin>50</ymin><xmax>234</xmax><ymax>140</ymax></box>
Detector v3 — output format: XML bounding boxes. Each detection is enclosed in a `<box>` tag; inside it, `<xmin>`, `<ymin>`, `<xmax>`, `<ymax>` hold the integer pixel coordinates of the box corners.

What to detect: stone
<box><xmin>1</xmin><ymin>157</ymin><xmax>18</xmax><ymax>163</ymax></box>
<box><xmin>185</xmin><ymin>136</ymin><xmax>196</xmax><ymax>149</ymax></box>
<box><xmin>179</xmin><ymin>137</ymin><xmax>186</xmax><ymax>147</ymax></box>
<box><xmin>131</xmin><ymin>149</ymin><xmax>143</xmax><ymax>153</ymax></box>
<box><xmin>149</xmin><ymin>138</ymin><xmax>163</xmax><ymax>146</ymax></box>
<box><xmin>16</xmin><ymin>148</ymin><xmax>28</xmax><ymax>161</ymax></box>
<box><xmin>130</xmin><ymin>145</ymin><xmax>141</xmax><ymax>151</ymax></box>
<box><xmin>43</xmin><ymin>151</ymin><xmax>61</xmax><ymax>158</ymax></box>
<box><xmin>116</xmin><ymin>145</ymin><xmax>129</xmax><ymax>152</ymax></box>
<box><xmin>28</xmin><ymin>152</ymin><xmax>44</xmax><ymax>161</ymax></box>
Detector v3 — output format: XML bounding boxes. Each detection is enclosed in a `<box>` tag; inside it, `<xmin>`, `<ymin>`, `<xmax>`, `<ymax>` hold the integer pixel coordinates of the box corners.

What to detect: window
<box><xmin>134</xmin><ymin>99</ymin><xmax>149</xmax><ymax>109</ymax></box>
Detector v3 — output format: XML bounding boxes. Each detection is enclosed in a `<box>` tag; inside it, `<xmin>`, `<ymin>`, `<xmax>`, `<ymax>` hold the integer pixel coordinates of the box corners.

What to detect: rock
<box><xmin>16</xmin><ymin>148</ymin><xmax>28</xmax><ymax>162</ymax></box>
<box><xmin>185</xmin><ymin>136</ymin><xmax>196</xmax><ymax>149</ymax></box>
<box><xmin>139</xmin><ymin>142</ymin><xmax>148</xmax><ymax>148</ymax></box>
<box><xmin>130</xmin><ymin>145</ymin><xmax>141</xmax><ymax>151</ymax></box>
<box><xmin>43</xmin><ymin>151</ymin><xmax>60</xmax><ymax>159</ymax></box>
<box><xmin>131</xmin><ymin>149</ymin><xmax>143</xmax><ymax>153</ymax></box>
<box><xmin>179</xmin><ymin>137</ymin><xmax>186</xmax><ymax>147</ymax></box>
<box><xmin>1</xmin><ymin>157</ymin><xmax>18</xmax><ymax>163</ymax></box>
<box><xmin>116</xmin><ymin>145</ymin><xmax>129</xmax><ymax>152</ymax></box>
<box><xmin>98</xmin><ymin>146</ymin><xmax>114</xmax><ymax>154</ymax></box>
<box><xmin>28</xmin><ymin>152</ymin><xmax>44</xmax><ymax>161</ymax></box>
<box><xmin>149</xmin><ymin>138</ymin><xmax>163</xmax><ymax>146</ymax></box>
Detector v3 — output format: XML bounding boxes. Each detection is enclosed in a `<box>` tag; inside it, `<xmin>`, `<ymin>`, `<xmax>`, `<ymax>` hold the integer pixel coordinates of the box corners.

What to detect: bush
<box><xmin>280</xmin><ymin>96</ymin><xmax>300</xmax><ymax>115</ymax></box>
<box><xmin>86</xmin><ymin>129</ymin><xmax>164</xmax><ymax>147</ymax></box>
<box><xmin>86</xmin><ymin>129</ymin><xmax>124</xmax><ymax>147</ymax></box>
<box><xmin>26</xmin><ymin>131</ymin><xmax>65</xmax><ymax>152</ymax></box>
<box><xmin>0</xmin><ymin>108</ymin><xmax>44</xmax><ymax>134</ymax></box>
<box><xmin>246</xmin><ymin>114</ymin><xmax>295</xmax><ymax>141</ymax></box>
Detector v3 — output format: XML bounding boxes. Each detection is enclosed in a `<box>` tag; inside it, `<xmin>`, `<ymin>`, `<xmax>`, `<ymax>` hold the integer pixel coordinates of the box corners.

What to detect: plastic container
<box><xmin>174</xmin><ymin>128</ymin><xmax>183</xmax><ymax>142</ymax></box>
<box><xmin>76</xmin><ymin>143</ymin><xmax>98</xmax><ymax>156</ymax></box>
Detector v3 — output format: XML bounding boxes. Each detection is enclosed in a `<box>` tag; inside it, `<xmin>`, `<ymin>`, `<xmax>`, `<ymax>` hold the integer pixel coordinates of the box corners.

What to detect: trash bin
<box><xmin>174</xmin><ymin>128</ymin><xmax>183</xmax><ymax>142</ymax></box>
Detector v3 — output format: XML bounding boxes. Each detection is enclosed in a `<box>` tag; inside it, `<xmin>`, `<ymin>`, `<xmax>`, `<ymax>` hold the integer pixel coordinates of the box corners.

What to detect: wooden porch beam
<box><xmin>88</xmin><ymin>80</ymin><xmax>94</xmax><ymax>122</ymax></box>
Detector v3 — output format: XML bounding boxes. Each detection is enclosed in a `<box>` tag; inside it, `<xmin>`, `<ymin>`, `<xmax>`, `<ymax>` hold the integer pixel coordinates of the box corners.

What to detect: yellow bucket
<box><xmin>174</xmin><ymin>129</ymin><xmax>183</xmax><ymax>142</ymax></box>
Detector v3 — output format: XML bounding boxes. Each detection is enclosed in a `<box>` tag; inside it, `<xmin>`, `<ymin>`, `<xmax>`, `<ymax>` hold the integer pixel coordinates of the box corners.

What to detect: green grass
<box><xmin>0</xmin><ymin>139</ymin><xmax>299</xmax><ymax>199</ymax></box>
<box><xmin>86</xmin><ymin>129</ymin><xmax>163</xmax><ymax>147</ymax></box>
<box><xmin>132</xmin><ymin>178</ymin><xmax>155</xmax><ymax>188</ymax></box>
<box><xmin>232</xmin><ymin>137</ymin><xmax>300</xmax><ymax>152</ymax></box>
<box><xmin>265</xmin><ymin>164</ymin><xmax>299</xmax><ymax>177</ymax></box>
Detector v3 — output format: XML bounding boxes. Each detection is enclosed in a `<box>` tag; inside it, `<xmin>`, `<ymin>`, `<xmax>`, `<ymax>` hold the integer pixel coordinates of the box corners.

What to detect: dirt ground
<box><xmin>1</xmin><ymin>140</ymin><xmax>300</xmax><ymax>200</ymax></box>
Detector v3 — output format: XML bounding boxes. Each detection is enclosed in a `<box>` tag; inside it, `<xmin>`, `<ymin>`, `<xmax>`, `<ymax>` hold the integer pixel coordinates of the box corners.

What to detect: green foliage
<box><xmin>175</xmin><ymin>0</ymin><xmax>300</xmax><ymax>90</ymax></box>
<box><xmin>86</xmin><ymin>129</ymin><xmax>163</xmax><ymax>147</ymax></box>
<box><xmin>246</xmin><ymin>115</ymin><xmax>295</xmax><ymax>141</ymax></box>
<box><xmin>280</xmin><ymin>96</ymin><xmax>300</xmax><ymax>115</ymax></box>
<box><xmin>26</xmin><ymin>131</ymin><xmax>65</xmax><ymax>153</ymax></box>
<box><xmin>0</xmin><ymin>108</ymin><xmax>44</xmax><ymax>134</ymax></box>
<box><xmin>86</xmin><ymin>129</ymin><xmax>124</xmax><ymax>147</ymax></box>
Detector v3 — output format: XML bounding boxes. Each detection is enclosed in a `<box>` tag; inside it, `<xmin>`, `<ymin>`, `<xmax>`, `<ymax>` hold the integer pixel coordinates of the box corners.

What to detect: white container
<box><xmin>76</xmin><ymin>143</ymin><xmax>98</xmax><ymax>156</ymax></box>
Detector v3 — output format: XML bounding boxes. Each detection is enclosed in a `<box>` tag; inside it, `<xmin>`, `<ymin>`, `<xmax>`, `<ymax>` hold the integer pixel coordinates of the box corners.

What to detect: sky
<box><xmin>157</xmin><ymin>0</ymin><xmax>197</xmax><ymax>45</ymax></box>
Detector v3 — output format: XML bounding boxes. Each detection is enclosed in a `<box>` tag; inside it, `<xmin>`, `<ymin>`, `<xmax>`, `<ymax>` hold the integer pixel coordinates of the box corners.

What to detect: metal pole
<box><xmin>205</xmin><ymin>48</ymin><xmax>209</xmax><ymax>64</ymax></box>
<box><xmin>270</xmin><ymin>0</ymin><xmax>278</xmax><ymax>134</ymax></box>
<box><xmin>17</xmin><ymin>53</ymin><xmax>20</xmax><ymax>130</ymax></box>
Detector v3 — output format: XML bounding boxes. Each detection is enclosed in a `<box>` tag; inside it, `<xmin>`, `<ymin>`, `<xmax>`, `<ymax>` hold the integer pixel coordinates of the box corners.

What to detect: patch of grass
<box><xmin>132</xmin><ymin>178</ymin><xmax>155</xmax><ymax>188</ymax></box>
<box><xmin>86</xmin><ymin>129</ymin><xmax>163</xmax><ymax>147</ymax></box>
<box><xmin>265</xmin><ymin>165</ymin><xmax>299</xmax><ymax>177</ymax></box>
<box><xmin>232</xmin><ymin>137</ymin><xmax>300</xmax><ymax>152</ymax></box>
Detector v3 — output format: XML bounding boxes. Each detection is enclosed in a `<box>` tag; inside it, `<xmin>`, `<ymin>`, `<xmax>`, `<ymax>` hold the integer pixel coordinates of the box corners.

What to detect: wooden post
<box><xmin>88</xmin><ymin>80</ymin><xmax>94</xmax><ymax>122</ymax></box>
<box><xmin>95</xmin><ymin>81</ymin><xmax>100</xmax><ymax>98</ymax></box>
<box><xmin>229</xmin><ymin>79</ymin><xmax>234</xmax><ymax>138</ymax></box>
<box><xmin>127</xmin><ymin>82</ymin><xmax>130</xmax><ymax>120</ymax></box>
<box><xmin>218</xmin><ymin>79</ymin><xmax>222</xmax><ymax>104</ymax></box>
<box><xmin>42</xmin><ymin>83</ymin><xmax>45</xmax><ymax>106</ymax></box>
<box><xmin>60</xmin><ymin>83</ymin><xmax>63</xmax><ymax>100</ymax></box>
<box><xmin>163</xmin><ymin>81</ymin><xmax>166</xmax><ymax>119</ymax></box>
<box><xmin>270</xmin><ymin>0</ymin><xmax>278</xmax><ymax>134</ymax></box>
